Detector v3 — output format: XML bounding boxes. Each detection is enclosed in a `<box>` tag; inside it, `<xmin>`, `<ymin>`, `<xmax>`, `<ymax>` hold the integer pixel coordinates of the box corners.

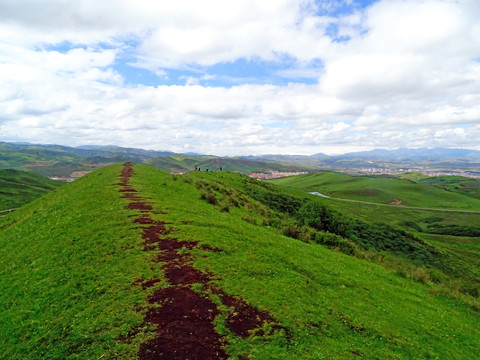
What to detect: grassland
<box><xmin>0</xmin><ymin>164</ymin><xmax>478</xmax><ymax>359</ymax></box>
<box><xmin>0</xmin><ymin>141</ymin><xmax>312</xmax><ymax>177</ymax></box>
<box><xmin>147</xmin><ymin>154</ymin><xmax>313</xmax><ymax>174</ymax></box>
<box><xmin>0</xmin><ymin>169</ymin><xmax>63</xmax><ymax>211</ymax></box>
<box><xmin>270</xmin><ymin>171</ymin><xmax>480</xmax><ymax>299</ymax></box>
<box><xmin>270</xmin><ymin>171</ymin><xmax>480</xmax><ymax>210</ymax></box>
<box><xmin>398</xmin><ymin>172</ymin><xmax>480</xmax><ymax>200</ymax></box>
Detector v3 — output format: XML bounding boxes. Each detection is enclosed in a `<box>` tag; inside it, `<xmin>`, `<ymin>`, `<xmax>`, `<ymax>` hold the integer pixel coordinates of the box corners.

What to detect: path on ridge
<box><xmin>117</xmin><ymin>163</ymin><xmax>285</xmax><ymax>360</ymax></box>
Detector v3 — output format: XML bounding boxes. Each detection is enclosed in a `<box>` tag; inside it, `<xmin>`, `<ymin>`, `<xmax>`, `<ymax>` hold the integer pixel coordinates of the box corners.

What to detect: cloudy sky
<box><xmin>1</xmin><ymin>0</ymin><xmax>479</xmax><ymax>155</ymax></box>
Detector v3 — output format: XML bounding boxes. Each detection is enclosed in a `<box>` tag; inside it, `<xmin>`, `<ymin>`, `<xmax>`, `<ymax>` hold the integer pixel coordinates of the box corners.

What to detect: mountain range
<box><xmin>1</xmin><ymin>141</ymin><xmax>480</xmax><ymax>177</ymax></box>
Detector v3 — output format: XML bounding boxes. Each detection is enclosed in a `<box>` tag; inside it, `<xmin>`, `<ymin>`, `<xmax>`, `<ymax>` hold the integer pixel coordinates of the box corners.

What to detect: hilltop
<box><xmin>0</xmin><ymin>163</ymin><xmax>478</xmax><ymax>359</ymax></box>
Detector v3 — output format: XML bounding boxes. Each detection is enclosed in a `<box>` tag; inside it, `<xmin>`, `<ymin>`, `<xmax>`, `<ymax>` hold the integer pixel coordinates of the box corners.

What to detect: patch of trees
<box><xmin>426</xmin><ymin>224</ymin><xmax>480</xmax><ymax>237</ymax></box>
<box><xmin>294</xmin><ymin>202</ymin><xmax>441</xmax><ymax>268</ymax></box>
<box><xmin>245</xmin><ymin>179</ymin><xmax>442</xmax><ymax>267</ymax></box>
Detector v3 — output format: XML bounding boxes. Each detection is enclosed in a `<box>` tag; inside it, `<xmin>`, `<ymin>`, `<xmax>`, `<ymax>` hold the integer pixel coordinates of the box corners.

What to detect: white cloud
<box><xmin>1</xmin><ymin>0</ymin><xmax>480</xmax><ymax>155</ymax></box>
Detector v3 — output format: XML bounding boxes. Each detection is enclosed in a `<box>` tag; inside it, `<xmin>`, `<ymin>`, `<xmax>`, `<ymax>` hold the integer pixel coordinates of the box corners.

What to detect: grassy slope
<box><xmin>131</xmin><ymin>165</ymin><xmax>479</xmax><ymax>359</ymax></box>
<box><xmin>270</xmin><ymin>172</ymin><xmax>480</xmax><ymax>299</ymax></box>
<box><xmin>1</xmin><ymin>164</ymin><xmax>479</xmax><ymax>359</ymax></box>
<box><xmin>270</xmin><ymin>172</ymin><xmax>480</xmax><ymax>210</ymax></box>
<box><xmin>399</xmin><ymin>173</ymin><xmax>480</xmax><ymax>200</ymax></box>
<box><xmin>147</xmin><ymin>154</ymin><xmax>312</xmax><ymax>174</ymax></box>
<box><xmin>0</xmin><ymin>164</ymin><xmax>154</xmax><ymax>359</ymax></box>
<box><xmin>0</xmin><ymin>169</ymin><xmax>63</xmax><ymax>211</ymax></box>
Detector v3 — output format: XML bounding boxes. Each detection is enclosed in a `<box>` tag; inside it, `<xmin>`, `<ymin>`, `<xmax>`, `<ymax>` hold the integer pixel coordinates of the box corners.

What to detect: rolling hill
<box><xmin>147</xmin><ymin>154</ymin><xmax>312</xmax><ymax>174</ymax></box>
<box><xmin>0</xmin><ymin>142</ymin><xmax>313</xmax><ymax>177</ymax></box>
<box><xmin>0</xmin><ymin>169</ymin><xmax>63</xmax><ymax>211</ymax></box>
<box><xmin>1</xmin><ymin>163</ymin><xmax>478</xmax><ymax>359</ymax></box>
<box><xmin>269</xmin><ymin>172</ymin><xmax>480</xmax><ymax>211</ymax></box>
<box><xmin>398</xmin><ymin>173</ymin><xmax>480</xmax><ymax>200</ymax></box>
<box><xmin>3</xmin><ymin>141</ymin><xmax>480</xmax><ymax>179</ymax></box>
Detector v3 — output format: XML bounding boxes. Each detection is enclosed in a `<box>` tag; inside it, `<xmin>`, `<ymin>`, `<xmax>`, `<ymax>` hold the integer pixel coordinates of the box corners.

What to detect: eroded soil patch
<box><xmin>118</xmin><ymin>162</ymin><xmax>286</xmax><ymax>359</ymax></box>
<box><xmin>141</xmin><ymin>286</ymin><xmax>226</xmax><ymax>360</ymax></box>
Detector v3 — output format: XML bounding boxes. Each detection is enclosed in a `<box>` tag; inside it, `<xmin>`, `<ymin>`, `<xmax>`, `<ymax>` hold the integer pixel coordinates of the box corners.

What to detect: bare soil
<box><xmin>118</xmin><ymin>162</ymin><xmax>285</xmax><ymax>359</ymax></box>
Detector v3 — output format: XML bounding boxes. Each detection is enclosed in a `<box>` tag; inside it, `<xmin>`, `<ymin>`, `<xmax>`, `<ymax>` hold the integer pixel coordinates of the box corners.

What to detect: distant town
<box><xmin>248</xmin><ymin>171</ymin><xmax>308</xmax><ymax>179</ymax></box>
<box><xmin>249</xmin><ymin>168</ymin><xmax>480</xmax><ymax>180</ymax></box>
<box><xmin>356</xmin><ymin>168</ymin><xmax>480</xmax><ymax>179</ymax></box>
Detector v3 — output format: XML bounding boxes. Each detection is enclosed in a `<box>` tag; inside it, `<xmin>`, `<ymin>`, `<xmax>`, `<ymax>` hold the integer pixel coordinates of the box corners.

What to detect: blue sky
<box><xmin>1</xmin><ymin>0</ymin><xmax>479</xmax><ymax>155</ymax></box>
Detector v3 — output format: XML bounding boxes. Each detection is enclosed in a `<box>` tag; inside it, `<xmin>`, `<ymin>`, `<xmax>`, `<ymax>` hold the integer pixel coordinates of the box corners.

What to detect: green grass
<box><xmin>146</xmin><ymin>154</ymin><xmax>312</xmax><ymax>174</ymax></box>
<box><xmin>0</xmin><ymin>169</ymin><xmax>63</xmax><ymax>211</ymax></box>
<box><xmin>1</xmin><ymin>164</ymin><xmax>479</xmax><ymax>359</ymax></box>
<box><xmin>270</xmin><ymin>171</ymin><xmax>480</xmax><ymax>300</ymax></box>
<box><xmin>399</xmin><ymin>173</ymin><xmax>480</xmax><ymax>200</ymax></box>
<box><xmin>270</xmin><ymin>172</ymin><xmax>480</xmax><ymax>210</ymax></box>
<box><xmin>0</xmin><ymin>164</ymin><xmax>155</xmax><ymax>359</ymax></box>
<box><xmin>130</xmin><ymin>165</ymin><xmax>480</xmax><ymax>359</ymax></box>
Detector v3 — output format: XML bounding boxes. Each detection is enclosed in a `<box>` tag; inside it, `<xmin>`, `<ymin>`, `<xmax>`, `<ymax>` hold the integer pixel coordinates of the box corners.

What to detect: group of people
<box><xmin>194</xmin><ymin>165</ymin><xmax>222</xmax><ymax>172</ymax></box>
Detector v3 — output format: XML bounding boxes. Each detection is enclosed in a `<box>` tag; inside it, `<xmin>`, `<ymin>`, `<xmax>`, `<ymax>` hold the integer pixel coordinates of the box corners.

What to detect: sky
<box><xmin>1</xmin><ymin>0</ymin><xmax>479</xmax><ymax>156</ymax></box>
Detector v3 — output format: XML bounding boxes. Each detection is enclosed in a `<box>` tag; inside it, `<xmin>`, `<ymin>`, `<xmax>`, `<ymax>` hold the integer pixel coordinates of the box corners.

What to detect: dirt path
<box><xmin>118</xmin><ymin>163</ymin><xmax>284</xmax><ymax>359</ymax></box>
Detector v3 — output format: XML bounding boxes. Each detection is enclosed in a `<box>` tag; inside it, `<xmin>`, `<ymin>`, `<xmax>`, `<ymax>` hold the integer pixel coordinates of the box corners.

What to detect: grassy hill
<box><xmin>0</xmin><ymin>142</ymin><xmax>312</xmax><ymax>177</ymax></box>
<box><xmin>0</xmin><ymin>169</ymin><xmax>62</xmax><ymax>211</ymax></box>
<box><xmin>269</xmin><ymin>171</ymin><xmax>480</xmax><ymax>211</ymax></box>
<box><xmin>0</xmin><ymin>164</ymin><xmax>478</xmax><ymax>359</ymax></box>
<box><xmin>398</xmin><ymin>172</ymin><xmax>480</xmax><ymax>200</ymax></box>
<box><xmin>270</xmin><ymin>171</ymin><xmax>480</xmax><ymax>298</ymax></box>
<box><xmin>147</xmin><ymin>154</ymin><xmax>312</xmax><ymax>174</ymax></box>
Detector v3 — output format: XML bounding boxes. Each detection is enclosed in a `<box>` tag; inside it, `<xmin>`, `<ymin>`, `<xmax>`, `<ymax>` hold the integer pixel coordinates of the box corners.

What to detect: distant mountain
<box><xmin>310</xmin><ymin>152</ymin><xmax>329</xmax><ymax>158</ymax></box>
<box><xmin>0</xmin><ymin>142</ymin><xmax>176</xmax><ymax>177</ymax></box>
<box><xmin>240</xmin><ymin>154</ymin><xmax>316</xmax><ymax>163</ymax></box>
<box><xmin>338</xmin><ymin>148</ymin><xmax>480</xmax><ymax>161</ymax></box>
<box><xmin>76</xmin><ymin>145</ymin><xmax>117</xmax><ymax>150</ymax></box>
<box><xmin>0</xmin><ymin>142</ymin><xmax>313</xmax><ymax>177</ymax></box>
<box><xmin>2</xmin><ymin>141</ymin><xmax>480</xmax><ymax>176</ymax></box>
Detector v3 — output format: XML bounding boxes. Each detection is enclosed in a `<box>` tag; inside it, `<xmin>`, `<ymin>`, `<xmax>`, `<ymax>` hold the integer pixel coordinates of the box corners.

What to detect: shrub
<box><xmin>246</xmin><ymin>184</ymin><xmax>301</xmax><ymax>215</ymax></box>
<box><xmin>426</xmin><ymin>224</ymin><xmax>480</xmax><ymax>237</ymax></box>
<box><xmin>200</xmin><ymin>191</ymin><xmax>217</xmax><ymax>205</ymax></box>
<box><xmin>399</xmin><ymin>220</ymin><xmax>423</xmax><ymax>232</ymax></box>
<box><xmin>242</xmin><ymin>216</ymin><xmax>258</xmax><ymax>225</ymax></box>
<box><xmin>281</xmin><ymin>221</ymin><xmax>314</xmax><ymax>242</ymax></box>
<box><xmin>296</xmin><ymin>201</ymin><xmax>347</xmax><ymax>235</ymax></box>
<box><xmin>314</xmin><ymin>232</ymin><xmax>356</xmax><ymax>255</ymax></box>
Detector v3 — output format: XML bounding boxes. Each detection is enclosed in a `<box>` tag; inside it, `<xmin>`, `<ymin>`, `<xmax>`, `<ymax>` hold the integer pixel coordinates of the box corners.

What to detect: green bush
<box><xmin>314</xmin><ymin>231</ymin><xmax>356</xmax><ymax>255</ymax></box>
<box><xmin>245</xmin><ymin>184</ymin><xmax>301</xmax><ymax>215</ymax></box>
<box><xmin>295</xmin><ymin>202</ymin><xmax>347</xmax><ymax>235</ymax></box>
<box><xmin>281</xmin><ymin>221</ymin><xmax>314</xmax><ymax>242</ymax></box>
<box><xmin>426</xmin><ymin>224</ymin><xmax>480</xmax><ymax>237</ymax></box>
<box><xmin>399</xmin><ymin>220</ymin><xmax>423</xmax><ymax>232</ymax></box>
<box><xmin>200</xmin><ymin>191</ymin><xmax>218</xmax><ymax>205</ymax></box>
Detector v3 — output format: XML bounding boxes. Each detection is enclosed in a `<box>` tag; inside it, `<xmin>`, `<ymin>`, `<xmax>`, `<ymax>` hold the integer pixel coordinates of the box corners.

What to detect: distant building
<box><xmin>248</xmin><ymin>171</ymin><xmax>308</xmax><ymax>179</ymax></box>
<box><xmin>48</xmin><ymin>177</ymin><xmax>75</xmax><ymax>182</ymax></box>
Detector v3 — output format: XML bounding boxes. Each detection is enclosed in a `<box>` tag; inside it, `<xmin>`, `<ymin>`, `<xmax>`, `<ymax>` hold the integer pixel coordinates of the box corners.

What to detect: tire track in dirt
<box><xmin>118</xmin><ymin>163</ymin><xmax>287</xmax><ymax>360</ymax></box>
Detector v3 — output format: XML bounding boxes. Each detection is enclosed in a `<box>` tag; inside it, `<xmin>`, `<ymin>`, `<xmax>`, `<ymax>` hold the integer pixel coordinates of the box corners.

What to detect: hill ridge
<box><xmin>119</xmin><ymin>163</ymin><xmax>286</xmax><ymax>359</ymax></box>
<box><xmin>1</xmin><ymin>163</ymin><xmax>479</xmax><ymax>359</ymax></box>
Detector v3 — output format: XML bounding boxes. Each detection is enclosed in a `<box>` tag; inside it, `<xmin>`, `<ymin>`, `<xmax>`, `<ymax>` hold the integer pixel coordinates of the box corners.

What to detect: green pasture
<box><xmin>0</xmin><ymin>169</ymin><xmax>63</xmax><ymax>211</ymax></box>
<box><xmin>0</xmin><ymin>164</ymin><xmax>478</xmax><ymax>359</ymax></box>
<box><xmin>270</xmin><ymin>172</ymin><xmax>480</xmax><ymax>210</ymax></box>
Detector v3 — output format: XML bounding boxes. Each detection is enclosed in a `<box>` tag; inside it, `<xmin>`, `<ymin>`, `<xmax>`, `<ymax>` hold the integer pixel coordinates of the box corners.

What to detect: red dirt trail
<box><xmin>118</xmin><ymin>162</ymin><xmax>286</xmax><ymax>359</ymax></box>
